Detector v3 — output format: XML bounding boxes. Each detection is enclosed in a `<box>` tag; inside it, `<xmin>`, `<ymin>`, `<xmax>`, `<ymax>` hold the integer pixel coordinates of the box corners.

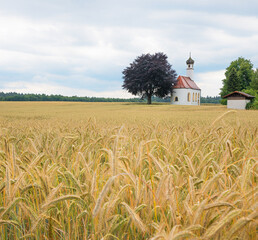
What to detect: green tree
<box><xmin>227</xmin><ymin>67</ymin><xmax>241</xmax><ymax>92</ymax></box>
<box><xmin>250</xmin><ymin>68</ymin><xmax>258</xmax><ymax>90</ymax></box>
<box><xmin>220</xmin><ymin>57</ymin><xmax>253</xmax><ymax>96</ymax></box>
<box><xmin>220</xmin><ymin>78</ymin><xmax>228</xmax><ymax>97</ymax></box>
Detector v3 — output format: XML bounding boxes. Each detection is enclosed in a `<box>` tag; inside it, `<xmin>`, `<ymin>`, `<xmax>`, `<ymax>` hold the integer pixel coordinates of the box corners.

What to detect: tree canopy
<box><xmin>250</xmin><ymin>68</ymin><xmax>258</xmax><ymax>90</ymax></box>
<box><xmin>122</xmin><ymin>52</ymin><xmax>177</xmax><ymax>104</ymax></box>
<box><xmin>227</xmin><ymin>67</ymin><xmax>241</xmax><ymax>92</ymax></box>
<box><xmin>220</xmin><ymin>57</ymin><xmax>253</xmax><ymax>96</ymax></box>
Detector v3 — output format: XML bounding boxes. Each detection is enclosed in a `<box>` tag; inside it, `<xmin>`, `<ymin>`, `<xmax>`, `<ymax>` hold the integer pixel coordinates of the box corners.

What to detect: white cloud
<box><xmin>0</xmin><ymin>1</ymin><xmax>257</xmax><ymax>97</ymax></box>
<box><xmin>196</xmin><ymin>70</ymin><xmax>225</xmax><ymax>97</ymax></box>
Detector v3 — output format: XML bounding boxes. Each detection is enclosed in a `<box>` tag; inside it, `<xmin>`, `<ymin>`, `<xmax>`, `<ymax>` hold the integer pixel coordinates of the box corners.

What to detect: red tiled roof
<box><xmin>174</xmin><ymin>75</ymin><xmax>201</xmax><ymax>90</ymax></box>
<box><xmin>223</xmin><ymin>91</ymin><xmax>255</xmax><ymax>99</ymax></box>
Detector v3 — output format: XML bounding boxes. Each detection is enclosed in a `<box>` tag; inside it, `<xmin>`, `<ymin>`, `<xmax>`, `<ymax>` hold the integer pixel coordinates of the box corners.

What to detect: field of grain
<box><xmin>0</xmin><ymin>102</ymin><xmax>257</xmax><ymax>239</ymax></box>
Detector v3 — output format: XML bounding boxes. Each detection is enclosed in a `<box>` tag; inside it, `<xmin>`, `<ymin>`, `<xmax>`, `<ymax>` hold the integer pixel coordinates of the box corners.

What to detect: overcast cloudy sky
<box><xmin>0</xmin><ymin>0</ymin><xmax>258</xmax><ymax>97</ymax></box>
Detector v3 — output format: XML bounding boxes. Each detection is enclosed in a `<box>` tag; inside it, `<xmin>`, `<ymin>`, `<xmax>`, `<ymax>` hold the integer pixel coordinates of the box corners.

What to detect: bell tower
<box><xmin>186</xmin><ymin>53</ymin><xmax>194</xmax><ymax>80</ymax></box>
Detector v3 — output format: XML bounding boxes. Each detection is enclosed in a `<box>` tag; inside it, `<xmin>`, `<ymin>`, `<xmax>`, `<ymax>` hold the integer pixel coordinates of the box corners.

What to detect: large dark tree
<box><xmin>122</xmin><ymin>52</ymin><xmax>177</xmax><ymax>104</ymax></box>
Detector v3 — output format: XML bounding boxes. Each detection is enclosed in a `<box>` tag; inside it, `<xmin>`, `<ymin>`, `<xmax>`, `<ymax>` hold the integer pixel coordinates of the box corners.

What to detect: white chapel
<box><xmin>171</xmin><ymin>55</ymin><xmax>201</xmax><ymax>105</ymax></box>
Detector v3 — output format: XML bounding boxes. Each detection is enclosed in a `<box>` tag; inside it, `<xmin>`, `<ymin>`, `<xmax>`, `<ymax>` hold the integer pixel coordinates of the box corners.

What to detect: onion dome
<box><xmin>186</xmin><ymin>56</ymin><xmax>194</xmax><ymax>65</ymax></box>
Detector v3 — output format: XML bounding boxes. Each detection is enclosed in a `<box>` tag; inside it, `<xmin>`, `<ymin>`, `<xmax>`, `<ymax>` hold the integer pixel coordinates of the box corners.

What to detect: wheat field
<box><xmin>0</xmin><ymin>102</ymin><xmax>257</xmax><ymax>239</ymax></box>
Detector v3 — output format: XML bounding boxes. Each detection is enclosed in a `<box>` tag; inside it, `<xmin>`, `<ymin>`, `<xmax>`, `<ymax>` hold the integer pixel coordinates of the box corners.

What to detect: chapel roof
<box><xmin>174</xmin><ymin>75</ymin><xmax>201</xmax><ymax>90</ymax></box>
<box><xmin>222</xmin><ymin>91</ymin><xmax>255</xmax><ymax>99</ymax></box>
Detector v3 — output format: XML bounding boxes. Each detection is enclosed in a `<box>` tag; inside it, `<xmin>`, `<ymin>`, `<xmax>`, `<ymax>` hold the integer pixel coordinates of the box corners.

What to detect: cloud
<box><xmin>196</xmin><ymin>70</ymin><xmax>225</xmax><ymax>97</ymax></box>
<box><xmin>0</xmin><ymin>0</ymin><xmax>257</xmax><ymax>97</ymax></box>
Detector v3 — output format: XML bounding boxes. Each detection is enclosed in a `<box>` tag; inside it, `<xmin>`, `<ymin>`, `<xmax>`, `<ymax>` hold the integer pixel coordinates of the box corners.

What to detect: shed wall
<box><xmin>227</xmin><ymin>99</ymin><xmax>250</xmax><ymax>109</ymax></box>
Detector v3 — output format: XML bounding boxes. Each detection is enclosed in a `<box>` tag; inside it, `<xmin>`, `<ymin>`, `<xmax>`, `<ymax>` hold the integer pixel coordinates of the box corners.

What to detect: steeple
<box><xmin>186</xmin><ymin>53</ymin><xmax>194</xmax><ymax>79</ymax></box>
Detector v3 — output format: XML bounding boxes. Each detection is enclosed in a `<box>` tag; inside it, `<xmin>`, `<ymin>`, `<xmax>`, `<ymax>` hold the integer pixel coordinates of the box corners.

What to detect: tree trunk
<box><xmin>147</xmin><ymin>95</ymin><xmax>152</xmax><ymax>104</ymax></box>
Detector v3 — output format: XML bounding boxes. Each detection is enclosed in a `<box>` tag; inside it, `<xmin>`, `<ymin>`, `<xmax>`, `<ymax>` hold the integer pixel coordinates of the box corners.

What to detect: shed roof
<box><xmin>223</xmin><ymin>91</ymin><xmax>255</xmax><ymax>99</ymax></box>
<box><xmin>174</xmin><ymin>75</ymin><xmax>201</xmax><ymax>90</ymax></box>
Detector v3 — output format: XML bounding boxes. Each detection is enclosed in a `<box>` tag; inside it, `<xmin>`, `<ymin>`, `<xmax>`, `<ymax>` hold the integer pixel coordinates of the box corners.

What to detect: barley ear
<box><xmin>226</xmin><ymin>209</ymin><xmax>258</xmax><ymax>239</ymax></box>
<box><xmin>203</xmin><ymin>209</ymin><xmax>242</xmax><ymax>239</ymax></box>
<box><xmin>92</xmin><ymin>176</ymin><xmax>116</xmax><ymax>217</ymax></box>
<box><xmin>121</xmin><ymin>202</ymin><xmax>147</xmax><ymax>233</ymax></box>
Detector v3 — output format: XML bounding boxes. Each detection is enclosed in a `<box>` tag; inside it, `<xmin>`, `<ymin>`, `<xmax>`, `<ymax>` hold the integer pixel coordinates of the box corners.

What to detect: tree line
<box><xmin>0</xmin><ymin>92</ymin><xmax>142</xmax><ymax>102</ymax></box>
<box><xmin>0</xmin><ymin>92</ymin><xmax>220</xmax><ymax>103</ymax></box>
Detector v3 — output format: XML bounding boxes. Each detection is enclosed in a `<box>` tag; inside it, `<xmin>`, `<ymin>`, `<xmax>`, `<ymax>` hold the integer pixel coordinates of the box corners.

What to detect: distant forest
<box><xmin>0</xmin><ymin>92</ymin><xmax>221</xmax><ymax>104</ymax></box>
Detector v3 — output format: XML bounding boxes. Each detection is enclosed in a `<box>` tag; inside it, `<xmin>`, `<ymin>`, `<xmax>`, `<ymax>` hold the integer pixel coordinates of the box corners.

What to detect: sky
<box><xmin>0</xmin><ymin>0</ymin><xmax>258</xmax><ymax>98</ymax></box>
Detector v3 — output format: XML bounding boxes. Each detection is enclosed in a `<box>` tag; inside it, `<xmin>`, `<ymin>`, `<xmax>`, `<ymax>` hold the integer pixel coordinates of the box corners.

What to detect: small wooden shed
<box><xmin>223</xmin><ymin>91</ymin><xmax>255</xmax><ymax>110</ymax></box>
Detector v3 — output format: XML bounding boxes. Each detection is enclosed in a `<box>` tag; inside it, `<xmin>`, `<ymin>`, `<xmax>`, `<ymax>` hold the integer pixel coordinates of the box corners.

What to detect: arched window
<box><xmin>198</xmin><ymin>93</ymin><xmax>200</xmax><ymax>104</ymax></box>
<box><xmin>192</xmin><ymin>92</ymin><xmax>194</xmax><ymax>102</ymax></box>
<box><xmin>187</xmin><ymin>93</ymin><xmax>190</xmax><ymax>102</ymax></box>
<box><xmin>174</xmin><ymin>96</ymin><xmax>178</xmax><ymax>102</ymax></box>
<box><xmin>195</xmin><ymin>93</ymin><xmax>197</xmax><ymax>102</ymax></box>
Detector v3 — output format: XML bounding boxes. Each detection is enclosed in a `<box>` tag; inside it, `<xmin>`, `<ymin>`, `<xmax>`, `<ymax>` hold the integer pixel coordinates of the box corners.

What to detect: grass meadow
<box><xmin>0</xmin><ymin>102</ymin><xmax>257</xmax><ymax>239</ymax></box>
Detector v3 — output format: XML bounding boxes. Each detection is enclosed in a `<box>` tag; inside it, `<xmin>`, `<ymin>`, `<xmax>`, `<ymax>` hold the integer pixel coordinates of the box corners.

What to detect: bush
<box><xmin>243</xmin><ymin>89</ymin><xmax>258</xmax><ymax>110</ymax></box>
<box><xmin>246</xmin><ymin>100</ymin><xmax>258</xmax><ymax>110</ymax></box>
<box><xmin>246</xmin><ymin>102</ymin><xmax>252</xmax><ymax>110</ymax></box>
<box><xmin>220</xmin><ymin>99</ymin><xmax>227</xmax><ymax>105</ymax></box>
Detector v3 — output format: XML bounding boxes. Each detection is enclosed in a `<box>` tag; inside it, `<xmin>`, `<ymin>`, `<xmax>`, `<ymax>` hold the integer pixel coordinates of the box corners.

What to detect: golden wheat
<box><xmin>0</xmin><ymin>102</ymin><xmax>257</xmax><ymax>239</ymax></box>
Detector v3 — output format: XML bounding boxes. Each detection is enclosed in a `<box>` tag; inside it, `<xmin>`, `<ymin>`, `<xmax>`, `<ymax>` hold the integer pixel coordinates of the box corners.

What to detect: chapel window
<box><xmin>187</xmin><ymin>93</ymin><xmax>190</xmax><ymax>102</ymax></box>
